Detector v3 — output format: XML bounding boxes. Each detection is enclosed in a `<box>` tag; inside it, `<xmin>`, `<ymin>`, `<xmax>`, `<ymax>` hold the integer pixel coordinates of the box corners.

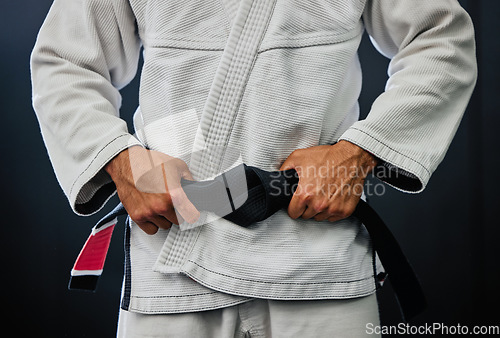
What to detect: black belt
<box><xmin>69</xmin><ymin>164</ymin><xmax>426</xmax><ymax>322</ymax></box>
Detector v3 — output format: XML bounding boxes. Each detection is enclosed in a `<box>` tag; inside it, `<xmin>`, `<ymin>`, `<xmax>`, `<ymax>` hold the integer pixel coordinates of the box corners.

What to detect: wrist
<box><xmin>105</xmin><ymin>146</ymin><xmax>142</xmax><ymax>181</ymax></box>
<box><xmin>336</xmin><ymin>140</ymin><xmax>379</xmax><ymax>175</ymax></box>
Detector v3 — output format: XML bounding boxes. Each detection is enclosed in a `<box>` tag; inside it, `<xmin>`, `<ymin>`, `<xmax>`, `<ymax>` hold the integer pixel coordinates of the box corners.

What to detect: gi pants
<box><xmin>117</xmin><ymin>293</ymin><xmax>380</xmax><ymax>337</ymax></box>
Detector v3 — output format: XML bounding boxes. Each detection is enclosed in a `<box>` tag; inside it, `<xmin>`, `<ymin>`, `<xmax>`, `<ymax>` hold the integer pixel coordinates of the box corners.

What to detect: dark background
<box><xmin>1</xmin><ymin>0</ymin><xmax>498</xmax><ymax>336</ymax></box>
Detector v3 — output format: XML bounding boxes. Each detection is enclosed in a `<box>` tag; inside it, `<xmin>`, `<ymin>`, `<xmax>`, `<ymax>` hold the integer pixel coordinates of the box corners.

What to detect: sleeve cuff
<box><xmin>69</xmin><ymin>134</ymin><xmax>142</xmax><ymax>215</ymax></box>
<box><xmin>339</xmin><ymin>127</ymin><xmax>430</xmax><ymax>193</ymax></box>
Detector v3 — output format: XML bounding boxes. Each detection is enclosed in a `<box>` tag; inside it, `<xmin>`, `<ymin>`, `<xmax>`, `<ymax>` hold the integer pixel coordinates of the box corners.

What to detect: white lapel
<box><xmin>190</xmin><ymin>0</ymin><xmax>277</xmax><ymax>181</ymax></box>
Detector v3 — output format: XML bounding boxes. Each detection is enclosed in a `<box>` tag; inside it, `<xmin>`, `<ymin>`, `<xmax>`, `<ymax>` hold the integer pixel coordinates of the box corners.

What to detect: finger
<box><xmin>326</xmin><ymin>203</ymin><xmax>356</xmax><ymax>223</ymax></box>
<box><xmin>287</xmin><ymin>191</ymin><xmax>309</xmax><ymax>219</ymax></box>
<box><xmin>150</xmin><ymin>215</ymin><xmax>173</xmax><ymax>230</ymax></box>
<box><xmin>314</xmin><ymin>201</ymin><xmax>340</xmax><ymax>221</ymax></box>
<box><xmin>144</xmin><ymin>192</ymin><xmax>181</xmax><ymax>225</ymax></box>
<box><xmin>136</xmin><ymin>221</ymin><xmax>159</xmax><ymax>235</ymax></box>
<box><xmin>314</xmin><ymin>210</ymin><xmax>331</xmax><ymax>222</ymax></box>
<box><xmin>301</xmin><ymin>205</ymin><xmax>319</xmax><ymax>220</ymax></box>
<box><xmin>327</xmin><ymin>215</ymin><xmax>342</xmax><ymax>223</ymax></box>
<box><xmin>162</xmin><ymin>164</ymin><xmax>200</xmax><ymax>224</ymax></box>
<box><xmin>302</xmin><ymin>198</ymin><xmax>330</xmax><ymax>219</ymax></box>
<box><xmin>161</xmin><ymin>207</ymin><xmax>182</xmax><ymax>225</ymax></box>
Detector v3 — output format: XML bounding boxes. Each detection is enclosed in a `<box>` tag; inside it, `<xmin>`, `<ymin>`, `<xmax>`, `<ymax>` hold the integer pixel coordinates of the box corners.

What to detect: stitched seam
<box><xmin>143</xmin><ymin>29</ymin><xmax>359</xmax><ymax>53</ymax></box>
<box><xmin>128</xmin><ymin>299</ymin><xmax>250</xmax><ymax>314</ymax></box>
<box><xmin>130</xmin><ymin>292</ymin><xmax>217</xmax><ymax>299</ymax></box>
<box><xmin>217</xmin><ymin>0</ymin><xmax>277</xmax><ymax>171</ymax></box>
<box><xmin>196</xmin><ymin>0</ymin><xmax>274</xmax><ymax>175</ymax></box>
<box><xmin>146</xmin><ymin>45</ymin><xmax>224</xmax><ymax>52</ymax></box>
<box><xmin>258</xmin><ymin>40</ymin><xmax>357</xmax><ymax>54</ymax></box>
<box><xmin>343</xmin><ymin>127</ymin><xmax>431</xmax><ymax>176</ymax></box>
<box><xmin>259</xmin><ymin>28</ymin><xmax>362</xmax><ymax>53</ymax></box>
<box><xmin>187</xmin><ymin>260</ymin><xmax>374</xmax><ymax>285</ymax></box>
<box><xmin>210</xmin><ymin>0</ymin><xmax>257</xmax><ymax>151</ymax></box>
<box><xmin>267</xmin><ymin>30</ymin><xmax>356</xmax><ymax>43</ymax></box>
<box><xmin>195</xmin><ymin>3</ymin><xmax>248</xmax><ymax>170</ymax></box>
<box><xmin>144</xmin><ymin>35</ymin><xmax>228</xmax><ymax>44</ymax></box>
<box><xmin>182</xmin><ymin>223</ymin><xmax>204</xmax><ymax>266</ymax></box>
<box><xmin>69</xmin><ymin>134</ymin><xmax>135</xmax><ymax>198</ymax></box>
<box><xmin>343</xmin><ymin>135</ymin><xmax>424</xmax><ymax>182</ymax></box>
<box><xmin>238</xmin><ymin>305</ymin><xmax>257</xmax><ymax>337</ymax></box>
<box><xmin>184</xmin><ymin>269</ymin><xmax>377</xmax><ymax>299</ymax></box>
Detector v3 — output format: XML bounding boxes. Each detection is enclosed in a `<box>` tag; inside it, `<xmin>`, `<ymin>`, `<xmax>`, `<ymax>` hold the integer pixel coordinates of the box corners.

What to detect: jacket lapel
<box><xmin>220</xmin><ymin>0</ymin><xmax>242</xmax><ymax>27</ymax></box>
<box><xmin>190</xmin><ymin>0</ymin><xmax>277</xmax><ymax>181</ymax></box>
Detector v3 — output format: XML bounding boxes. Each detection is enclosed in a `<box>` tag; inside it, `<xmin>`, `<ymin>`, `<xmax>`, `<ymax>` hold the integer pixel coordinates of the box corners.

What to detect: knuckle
<box><xmin>151</xmin><ymin>201</ymin><xmax>167</xmax><ymax>215</ymax></box>
<box><xmin>327</xmin><ymin>205</ymin><xmax>353</xmax><ymax>219</ymax></box>
<box><xmin>297</xmin><ymin>191</ymin><xmax>313</xmax><ymax>203</ymax></box>
<box><xmin>130</xmin><ymin>210</ymin><xmax>147</xmax><ymax>223</ymax></box>
<box><xmin>338</xmin><ymin>207</ymin><xmax>354</xmax><ymax>219</ymax></box>
<box><xmin>327</xmin><ymin>205</ymin><xmax>340</xmax><ymax>216</ymax></box>
<box><xmin>345</xmin><ymin>206</ymin><xmax>355</xmax><ymax>218</ymax></box>
<box><xmin>337</xmin><ymin>211</ymin><xmax>349</xmax><ymax>219</ymax></box>
<box><xmin>312</xmin><ymin>201</ymin><xmax>328</xmax><ymax>213</ymax></box>
<box><xmin>140</xmin><ymin>207</ymin><xmax>157</xmax><ymax>221</ymax></box>
<box><xmin>151</xmin><ymin>200</ymin><xmax>168</xmax><ymax>214</ymax></box>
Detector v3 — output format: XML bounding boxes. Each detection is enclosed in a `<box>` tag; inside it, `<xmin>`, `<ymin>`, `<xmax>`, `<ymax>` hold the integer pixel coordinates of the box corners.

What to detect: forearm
<box><xmin>31</xmin><ymin>0</ymin><xmax>142</xmax><ymax>214</ymax></box>
<box><xmin>340</xmin><ymin>0</ymin><xmax>477</xmax><ymax>192</ymax></box>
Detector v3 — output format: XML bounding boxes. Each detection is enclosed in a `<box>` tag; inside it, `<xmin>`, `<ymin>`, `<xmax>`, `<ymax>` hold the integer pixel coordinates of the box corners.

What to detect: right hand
<box><xmin>105</xmin><ymin>146</ymin><xmax>200</xmax><ymax>235</ymax></box>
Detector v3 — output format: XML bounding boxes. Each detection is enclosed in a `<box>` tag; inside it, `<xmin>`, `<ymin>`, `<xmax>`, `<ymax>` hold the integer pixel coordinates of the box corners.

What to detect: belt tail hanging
<box><xmin>354</xmin><ymin>200</ymin><xmax>427</xmax><ymax>322</ymax></box>
<box><xmin>69</xmin><ymin>204</ymin><xmax>127</xmax><ymax>291</ymax></box>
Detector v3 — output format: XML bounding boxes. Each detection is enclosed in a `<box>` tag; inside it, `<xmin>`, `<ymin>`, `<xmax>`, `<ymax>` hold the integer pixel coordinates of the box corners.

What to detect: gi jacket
<box><xmin>31</xmin><ymin>0</ymin><xmax>476</xmax><ymax>314</ymax></box>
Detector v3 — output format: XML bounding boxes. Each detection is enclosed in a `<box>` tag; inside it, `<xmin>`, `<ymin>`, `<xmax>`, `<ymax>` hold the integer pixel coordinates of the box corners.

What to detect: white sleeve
<box><xmin>339</xmin><ymin>0</ymin><xmax>477</xmax><ymax>192</ymax></box>
<box><xmin>31</xmin><ymin>0</ymin><xmax>142</xmax><ymax>215</ymax></box>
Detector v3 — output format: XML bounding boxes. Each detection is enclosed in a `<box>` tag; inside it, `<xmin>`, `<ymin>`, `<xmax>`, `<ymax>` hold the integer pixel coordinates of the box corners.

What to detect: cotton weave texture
<box><xmin>31</xmin><ymin>0</ymin><xmax>476</xmax><ymax>314</ymax></box>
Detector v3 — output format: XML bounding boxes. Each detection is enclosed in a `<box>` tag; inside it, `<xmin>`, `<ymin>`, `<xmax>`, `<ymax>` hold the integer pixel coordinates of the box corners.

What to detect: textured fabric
<box><xmin>70</xmin><ymin>164</ymin><xmax>424</xmax><ymax>319</ymax></box>
<box><xmin>31</xmin><ymin>0</ymin><xmax>476</xmax><ymax>314</ymax></box>
<box><xmin>117</xmin><ymin>294</ymin><xmax>380</xmax><ymax>338</ymax></box>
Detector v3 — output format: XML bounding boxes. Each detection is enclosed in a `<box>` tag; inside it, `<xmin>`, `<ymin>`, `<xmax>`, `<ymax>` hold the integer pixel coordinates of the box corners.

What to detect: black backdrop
<box><xmin>1</xmin><ymin>0</ymin><xmax>498</xmax><ymax>336</ymax></box>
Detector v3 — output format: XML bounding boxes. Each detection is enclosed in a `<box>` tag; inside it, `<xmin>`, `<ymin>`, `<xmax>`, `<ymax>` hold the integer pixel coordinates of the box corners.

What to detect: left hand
<box><xmin>279</xmin><ymin>141</ymin><xmax>378</xmax><ymax>222</ymax></box>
